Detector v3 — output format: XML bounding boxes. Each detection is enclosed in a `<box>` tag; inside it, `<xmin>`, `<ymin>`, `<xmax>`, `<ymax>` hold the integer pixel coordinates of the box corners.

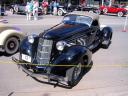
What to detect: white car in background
<box><xmin>0</xmin><ymin>19</ymin><xmax>24</xmax><ymax>55</ymax></box>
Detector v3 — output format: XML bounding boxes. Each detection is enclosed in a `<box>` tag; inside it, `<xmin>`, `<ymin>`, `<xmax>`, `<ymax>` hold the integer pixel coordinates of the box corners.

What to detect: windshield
<box><xmin>63</xmin><ymin>15</ymin><xmax>93</xmax><ymax>27</ymax></box>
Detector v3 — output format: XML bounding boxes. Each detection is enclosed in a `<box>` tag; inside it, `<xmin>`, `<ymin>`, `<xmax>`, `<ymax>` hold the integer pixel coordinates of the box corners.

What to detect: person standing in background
<box><xmin>25</xmin><ymin>2</ymin><xmax>33</xmax><ymax>20</ymax></box>
<box><xmin>42</xmin><ymin>0</ymin><xmax>48</xmax><ymax>15</ymax></box>
<box><xmin>33</xmin><ymin>0</ymin><xmax>39</xmax><ymax>20</ymax></box>
<box><xmin>53</xmin><ymin>0</ymin><xmax>59</xmax><ymax>15</ymax></box>
<box><xmin>49</xmin><ymin>1</ymin><xmax>54</xmax><ymax>14</ymax></box>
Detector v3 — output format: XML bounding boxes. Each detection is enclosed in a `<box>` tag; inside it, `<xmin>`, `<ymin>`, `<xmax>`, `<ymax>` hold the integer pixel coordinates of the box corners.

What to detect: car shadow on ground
<box><xmin>0</xmin><ymin>51</ymin><xmax>18</xmax><ymax>57</ymax></box>
<box><xmin>0</xmin><ymin>52</ymin><xmax>6</xmax><ymax>56</ymax></box>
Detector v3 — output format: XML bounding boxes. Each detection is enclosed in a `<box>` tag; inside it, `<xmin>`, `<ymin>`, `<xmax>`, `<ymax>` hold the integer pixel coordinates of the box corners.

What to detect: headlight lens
<box><xmin>28</xmin><ymin>35</ymin><xmax>34</xmax><ymax>44</ymax></box>
<box><xmin>56</xmin><ymin>41</ymin><xmax>67</xmax><ymax>51</ymax></box>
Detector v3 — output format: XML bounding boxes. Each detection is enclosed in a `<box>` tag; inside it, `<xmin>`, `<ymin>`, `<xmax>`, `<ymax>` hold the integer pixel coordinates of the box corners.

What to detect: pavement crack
<box><xmin>8</xmin><ymin>92</ymin><xmax>14</xmax><ymax>96</ymax></box>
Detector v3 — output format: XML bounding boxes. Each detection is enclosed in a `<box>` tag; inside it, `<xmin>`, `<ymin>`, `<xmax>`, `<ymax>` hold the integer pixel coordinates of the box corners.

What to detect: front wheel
<box><xmin>67</xmin><ymin>62</ymin><xmax>84</xmax><ymax>87</ymax></box>
<box><xmin>5</xmin><ymin>37</ymin><xmax>19</xmax><ymax>55</ymax></box>
<box><xmin>103</xmin><ymin>8</ymin><xmax>108</xmax><ymax>14</ymax></box>
<box><xmin>95</xmin><ymin>10</ymin><xmax>101</xmax><ymax>15</ymax></box>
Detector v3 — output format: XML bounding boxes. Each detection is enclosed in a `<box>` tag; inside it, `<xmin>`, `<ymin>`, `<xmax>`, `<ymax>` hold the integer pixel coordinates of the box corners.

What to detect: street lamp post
<box><xmin>0</xmin><ymin>4</ymin><xmax>1</xmax><ymax>16</ymax></box>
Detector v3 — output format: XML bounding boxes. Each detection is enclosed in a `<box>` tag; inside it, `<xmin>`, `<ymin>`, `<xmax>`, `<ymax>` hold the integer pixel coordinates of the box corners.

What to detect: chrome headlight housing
<box><xmin>56</xmin><ymin>41</ymin><xmax>67</xmax><ymax>51</ymax></box>
<box><xmin>28</xmin><ymin>34</ymin><xmax>36</xmax><ymax>44</ymax></box>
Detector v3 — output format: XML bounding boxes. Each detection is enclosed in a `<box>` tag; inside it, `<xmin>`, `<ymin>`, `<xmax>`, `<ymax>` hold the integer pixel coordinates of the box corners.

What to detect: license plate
<box><xmin>22</xmin><ymin>54</ymin><xmax>31</xmax><ymax>62</ymax></box>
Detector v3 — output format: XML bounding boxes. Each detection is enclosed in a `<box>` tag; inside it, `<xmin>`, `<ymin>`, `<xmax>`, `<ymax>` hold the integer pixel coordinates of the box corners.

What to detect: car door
<box><xmin>108</xmin><ymin>5</ymin><xmax>118</xmax><ymax>13</ymax></box>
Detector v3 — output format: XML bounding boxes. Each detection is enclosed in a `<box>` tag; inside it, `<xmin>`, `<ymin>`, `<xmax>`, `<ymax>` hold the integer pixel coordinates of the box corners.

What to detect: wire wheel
<box><xmin>103</xmin><ymin>8</ymin><xmax>108</xmax><ymax>14</ymax></box>
<box><xmin>67</xmin><ymin>61</ymin><xmax>84</xmax><ymax>87</ymax></box>
<box><xmin>73</xmin><ymin>63</ymin><xmax>82</xmax><ymax>80</ymax></box>
<box><xmin>57</xmin><ymin>9</ymin><xmax>63</xmax><ymax>16</ymax></box>
<box><xmin>117</xmin><ymin>12</ymin><xmax>123</xmax><ymax>17</ymax></box>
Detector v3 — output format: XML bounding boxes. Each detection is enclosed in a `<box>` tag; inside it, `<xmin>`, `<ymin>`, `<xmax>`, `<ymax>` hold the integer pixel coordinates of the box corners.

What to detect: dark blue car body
<box><xmin>13</xmin><ymin>12</ymin><xmax>113</xmax><ymax>87</ymax></box>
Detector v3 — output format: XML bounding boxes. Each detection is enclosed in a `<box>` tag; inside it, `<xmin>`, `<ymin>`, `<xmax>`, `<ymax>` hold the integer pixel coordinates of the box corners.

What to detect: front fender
<box><xmin>58</xmin><ymin>8</ymin><xmax>67</xmax><ymax>14</ymax></box>
<box><xmin>0</xmin><ymin>29</ymin><xmax>24</xmax><ymax>46</ymax></box>
<box><xmin>102</xmin><ymin>26</ymin><xmax>113</xmax><ymax>40</ymax></box>
<box><xmin>20</xmin><ymin>36</ymin><xmax>39</xmax><ymax>57</ymax></box>
<box><xmin>51</xmin><ymin>45</ymin><xmax>92</xmax><ymax>75</ymax></box>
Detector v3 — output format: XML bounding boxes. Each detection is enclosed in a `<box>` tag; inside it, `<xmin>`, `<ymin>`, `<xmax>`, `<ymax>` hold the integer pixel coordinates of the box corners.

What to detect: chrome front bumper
<box><xmin>12</xmin><ymin>57</ymin><xmax>68</xmax><ymax>83</ymax></box>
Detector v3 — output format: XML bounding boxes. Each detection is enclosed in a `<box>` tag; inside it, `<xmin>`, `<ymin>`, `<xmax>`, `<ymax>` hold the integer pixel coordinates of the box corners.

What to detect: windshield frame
<box><xmin>62</xmin><ymin>14</ymin><xmax>93</xmax><ymax>27</ymax></box>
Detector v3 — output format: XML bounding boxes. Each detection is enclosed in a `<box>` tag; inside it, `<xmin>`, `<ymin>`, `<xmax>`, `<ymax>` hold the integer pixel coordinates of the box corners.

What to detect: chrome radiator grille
<box><xmin>36</xmin><ymin>38</ymin><xmax>53</xmax><ymax>65</ymax></box>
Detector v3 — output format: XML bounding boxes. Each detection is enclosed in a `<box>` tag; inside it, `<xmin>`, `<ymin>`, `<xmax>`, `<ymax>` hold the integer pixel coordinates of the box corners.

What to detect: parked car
<box><xmin>46</xmin><ymin>5</ymin><xmax>67</xmax><ymax>16</ymax></box>
<box><xmin>0</xmin><ymin>19</ymin><xmax>24</xmax><ymax>54</ymax></box>
<box><xmin>76</xmin><ymin>5</ymin><xmax>100</xmax><ymax>14</ymax></box>
<box><xmin>99</xmin><ymin>4</ymin><xmax>128</xmax><ymax>17</ymax></box>
<box><xmin>10</xmin><ymin>4</ymin><xmax>42</xmax><ymax>15</ymax></box>
<box><xmin>12</xmin><ymin>11</ymin><xmax>113</xmax><ymax>87</ymax></box>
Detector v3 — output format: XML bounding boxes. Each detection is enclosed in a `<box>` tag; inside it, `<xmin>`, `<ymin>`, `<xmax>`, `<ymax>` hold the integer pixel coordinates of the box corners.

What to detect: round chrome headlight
<box><xmin>28</xmin><ymin>35</ymin><xmax>34</xmax><ymax>44</ymax></box>
<box><xmin>56</xmin><ymin>41</ymin><xmax>67</xmax><ymax>51</ymax></box>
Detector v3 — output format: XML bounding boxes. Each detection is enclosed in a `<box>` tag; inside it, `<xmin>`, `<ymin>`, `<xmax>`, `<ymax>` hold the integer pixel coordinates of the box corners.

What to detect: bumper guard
<box><xmin>12</xmin><ymin>57</ymin><xmax>68</xmax><ymax>83</ymax></box>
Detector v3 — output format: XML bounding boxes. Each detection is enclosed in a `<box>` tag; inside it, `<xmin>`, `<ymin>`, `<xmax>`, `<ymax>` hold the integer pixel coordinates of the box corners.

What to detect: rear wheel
<box><xmin>102</xmin><ymin>33</ymin><xmax>112</xmax><ymax>49</ymax></box>
<box><xmin>101</xmin><ymin>27</ymin><xmax>112</xmax><ymax>49</ymax></box>
<box><xmin>5</xmin><ymin>37</ymin><xmax>19</xmax><ymax>55</ymax></box>
<box><xmin>57</xmin><ymin>9</ymin><xmax>63</xmax><ymax>16</ymax></box>
<box><xmin>117</xmin><ymin>11</ymin><xmax>124</xmax><ymax>17</ymax></box>
<box><xmin>88</xmin><ymin>10</ymin><xmax>93</xmax><ymax>13</ymax></box>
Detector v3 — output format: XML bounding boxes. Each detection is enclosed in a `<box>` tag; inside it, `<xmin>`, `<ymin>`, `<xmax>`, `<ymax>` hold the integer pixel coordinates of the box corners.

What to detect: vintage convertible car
<box><xmin>10</xmin><ymin>4</ymin><xmax>43</xmax><ymax>15</ymax></box>
<box><xmin>0</xmin><ymin>19</ymin><xmax>24</xmax><ymax>54</ymax></box>
<box><xmin>76</xmin><ymin>5</ymin><xmax>100</xmax><ymax>14</ymax></box>
<box><xmin>99</xmin><ymin>4</ymin><xmax>128</xmax><ymax>17</ymax></box>
<box><xmin>12</xmin><ymin>11</ymin><xmax>112</xmax><ymax>87</ymax></box>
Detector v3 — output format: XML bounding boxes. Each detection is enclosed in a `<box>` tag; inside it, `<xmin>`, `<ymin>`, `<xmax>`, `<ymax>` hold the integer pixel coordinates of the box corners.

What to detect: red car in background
<box><xmin>99</xmin><ymin>4</ymin><xmax>128</xmax><ymax>17</ymax></box>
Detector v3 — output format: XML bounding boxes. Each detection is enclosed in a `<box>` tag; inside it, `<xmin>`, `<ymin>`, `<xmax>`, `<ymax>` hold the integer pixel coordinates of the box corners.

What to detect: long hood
<box><xmin>0</xmin><ymin>26</ymin><xmax>21</xmax><ymax>33</ymax></box>
<box><xmin>40</xmin><ymin>23</ymin><xmax>89</xmax><ymax>40</ymax></box>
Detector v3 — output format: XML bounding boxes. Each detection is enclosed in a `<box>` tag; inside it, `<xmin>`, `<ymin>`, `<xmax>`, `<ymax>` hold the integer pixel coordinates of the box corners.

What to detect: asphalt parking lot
<box><xmin>0</xmin><ymin>13</ymin><xmax>128</xmax><ymax>96</ymax></box>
